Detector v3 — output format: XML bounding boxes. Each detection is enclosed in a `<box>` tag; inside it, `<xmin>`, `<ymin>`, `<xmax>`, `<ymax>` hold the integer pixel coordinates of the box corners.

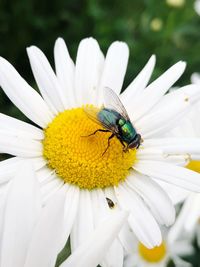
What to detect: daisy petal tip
<box><xmin>54</xmin><ymin>37</ymin><xmax>66</xmax><ymax>51</ymax></box>
<box><xmin>179</xmin><ymin>60</ymin><xmax>187</xmax><ymax>69</ymax></box>
<box><xmin>26</xmin><ymin>46</ymin><xmax>36</xmax><ymax>56</ymax></box>
<box><xmin>79</xmin><ymin>37</ymin><xmax>99</xmax><ymax>46</ymax></box>
<box><xmin>150</xmin><ymin>54</ymin><xmax>156</xmax><ymax>63</ymax></box>
<box><xmin>109</xmin><ymin>41</ymin><xmax>129</xmax><ymax>53</ymax></box>
<box><xmin>27</xmin><ymin>46</ymin><xmax>42</xmax><ymax>57</ymax></box>
<box><xmin>119</xmin><ymin>41</ymin><xmax>129</xmax><ymax>51</ymax></box>
<box><xmin>55</xmin><ymin>37</ymin><xmax>64</xmax><ymax>43</ymax></box>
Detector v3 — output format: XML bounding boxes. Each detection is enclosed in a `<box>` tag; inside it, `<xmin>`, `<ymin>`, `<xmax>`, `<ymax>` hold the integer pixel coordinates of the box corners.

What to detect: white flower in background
<box><xmin>191</xmin><ymin>73</ymin><xmax>200</xmax><ymax>85</ymax></box>
<box><xmin>0</xmin><ymin>161</ymin><xmax>127</xmax><ymax>267</ymax></box>
<box><xmin>0</xmin><ymin>37</ymin><xmax>200</xmax><ymax>267</ymax></box>
<box><xmin>124</xmin><ymin>223</ymin><xmax>194</xmax><ymax>267</ymax></box>
<box><xmin>166</xmin><ymin>0</ymin><xmax>185</xmax><ymax>8</ymax></box>
<box><xmin>150</xmin><ymin>18</ymin><xmax>163</xmax><ymax>32</ymax></box>
<box><xmin>194</xmin><ymin>0</ymin><xmax>200</xmax><ymax>16</ymax></box>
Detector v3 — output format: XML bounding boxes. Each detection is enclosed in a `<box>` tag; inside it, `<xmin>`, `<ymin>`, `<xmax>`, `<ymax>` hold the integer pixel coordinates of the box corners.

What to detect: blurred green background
<box><xmin>0</xmin><ymin>0</ymin><xmax>200</xmax><ymax>120</ymax></box>
<box><xmin>0</xmin><ymin>0</ymin><xmax>200</xmax><ymax>266</ymax></box>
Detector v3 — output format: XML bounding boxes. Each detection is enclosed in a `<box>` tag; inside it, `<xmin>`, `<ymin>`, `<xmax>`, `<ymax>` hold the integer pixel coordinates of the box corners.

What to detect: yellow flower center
<box><xmin>186</xmin><ymin>161</ymin><xmax>200</xmax><ymax>173</ymax></box>
<box><xmin>138</xmin><ymin>242</ymin><xmax>167</xmax><ymax>263</ymax></box>
<box><xmin>43</xmin><ymin>107</ymin><xmax>136</xmax><ymax>189</ymax></box>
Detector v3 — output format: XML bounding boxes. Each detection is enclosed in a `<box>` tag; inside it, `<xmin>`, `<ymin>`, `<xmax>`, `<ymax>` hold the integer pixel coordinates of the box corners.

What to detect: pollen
<box><xmin>186</xmin><ymin>160</ymin><xmax>200</xmax><ymax>173</ymax></box>
<box><xmin>138</xmin><ymin>242</ymin><xmax>167</xmax><ymax>263</ymax></box>
<box><xmin>43</xmin><ymin>107</ymin><xmax>136</xmax><ymax>189</ymax></box>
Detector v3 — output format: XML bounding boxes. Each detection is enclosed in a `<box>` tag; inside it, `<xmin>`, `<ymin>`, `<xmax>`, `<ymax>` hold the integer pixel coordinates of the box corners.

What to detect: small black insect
<box><xmin>106</xmin><ymin>197</ymin><xmax>115</xmax><ymax>209</ymax></box>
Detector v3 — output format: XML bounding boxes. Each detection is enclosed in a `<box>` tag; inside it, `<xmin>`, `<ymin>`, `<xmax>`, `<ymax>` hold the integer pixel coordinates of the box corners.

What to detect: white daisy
<box><xmin>124</xmin><ymin>224</ymin><xmax>194</xmax><ymax>267</ymax></box>
<box><xmin>0</xmin><ymin>37</ymin><xmax>200</xmax><ymax>266</ymax></box>
<box><xmin>194</xmin><ymin>0</ymin><xmax>200</xmax><ymax>16</ymax></box>
<box><xmin>166</xmin><ymin>0</ymin><xmax>185</xmax><ymax>8</ymax></box>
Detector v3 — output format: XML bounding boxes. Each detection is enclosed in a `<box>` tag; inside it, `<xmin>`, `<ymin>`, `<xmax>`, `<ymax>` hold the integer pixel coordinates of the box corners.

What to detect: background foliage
<box><xmin>0</xmin><ymin>0</ymin><xmax>200</xmax><ymax>119</ymax></box>
<box><xmin>0</xmin><ymin>0</ymin><xmax>200</xmax><ymax>266</ymax></box>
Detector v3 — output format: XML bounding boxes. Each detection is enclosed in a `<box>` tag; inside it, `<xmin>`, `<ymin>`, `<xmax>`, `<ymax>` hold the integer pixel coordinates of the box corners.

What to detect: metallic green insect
<box><xmin>84</xmin><ymin>87</ymin><xmax>142</xmax><ymax>155</ymax></box>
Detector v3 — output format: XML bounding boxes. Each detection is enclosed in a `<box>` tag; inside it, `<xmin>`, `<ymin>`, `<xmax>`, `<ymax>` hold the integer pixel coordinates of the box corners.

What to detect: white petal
<box><xmin>24</xmin><ymin>187</ymin><xmax>66</xmax><ymax>267</ymax></box>
<box><xmin>0</xmin><ymin>130</ymin><xmax>42</xmax><ymax>157</ymax></box>
<box><xmin>172</xmin><ymin>255</ymin><xmax>193</xmax><ymax>267</ymax></box>
<box><xmin>150</xmin><ymin>81</ymin><xmax>200</xmax><ymax>112</ymax></box>
<box><xmin>75</xmin><ymin>38</ymin><xmax>104</xmax><ymax>106</ymax></box>
<box><xmin>0</xmin><ymin>57</ymin><xmax>53</xmax><ymax>128</ymax></box>
<box><xmin>27</xmin><ymin>46</ymin><xmax>67</xmax><ymax>113</ymax></box>
<box><xmin>0</xmin><ymin>157</ymin><xmax>22</xmax><ymax>184</ymax></box>
<box><xmin>98</xmin><ymin>41</ymin><xmax>129</xmax><ymax>101</ymax></box>
<box><xmin>0</xmin><ymin>113</ymin><xmax>43</xmax><ymax>140</ymax></box>
<box><xmin>57</xmin><ymin>184</ymin><xmax>80</xmax><ymax>252</ymax></box>
<box><xmin>143</xmin><ymin>137</ymin><xmax>200</xmax><ymax>156</ymax></box>
<box><xmin>126</xmin><ymin>171</ymin><xmax>175</xmax><ymax>226</ymax></box>
<box><xmin>71</xmin><ymin>189</ymin><xmax>94</xmax><ymax>251</ymax></box>
<box><xmin>41</xmin><ymin>176</ymin><xmax>64</xmax><ymax>204</ymax></box>
<box><xmin>118</xmin><ymin>223</ymin><xmax>138</xmax><ymax>253</ymax></box>
<box><xmin>134</xmin><ymin>160</ymin><xmax>200</xmax><ymax>192</ymax></box>
<box><xmin>121</xmin><ymin>55</ymin><xmax>156</xmax><ymax>102</ymax></box>
<box><xmin>115</xmin><ymin>183</ymin><xmax>162</xmax><ymax>248</ymax></box>
<box><xmin>124</xmin><ymin>254</ymin><xmax>139</xmax><ymax>267</ymax></box>
<box><xmin>26</xmin><ymin>157</ymin><xmax>47</xmax><ymax>171</ymax></box>
<box><xmin>172</xmin><ymin>240</ymin><xmax>194</xmax><ymax>256</ymax></box>
<box><xmin>36</xmin><ymin>166</ymin><xmax>55</xmax><ymax>184</ymax></box>
<box><xmin>191</xmin><ymin>72</ymin><xmax>200</xmax><ymax>85</ymax></box>
<box><xmin>183</xmin><ymin>194</ymin><xmax>200</xmax><ymax>232</ymax></box>
<box><xmin>101</xmin><ymin>240</ymin><xmax>124</xmax><ymax>267</ymax></box>
<box><xmin>0</xmin><ymin>162</ymin><xmax>41</xmax><ymax>267</ymax></box>
<box><xmin>60</xmin><ymin>211</ymin><xmax>128</xmax><ymax>267</ymax></box>
<box><xmin>91</xmin><ymin>189</ymin><xmax>109</xmax><ymax>225</ymax></box>
<box><xmin>0</xmin><ymin>157</ymin><xmax>46</xmax><ymax>185</ymax></box>
<box><xmin>128</xmin><ymin>61</ymin><xmax>186</xmax><ymax>121</ymax></box>
<box><xmin>168</xmin><ymin>193</ymin><xmax>200</xmax><ymax>244</ymax></box>
<box><xmin>156</xmin><ymin>180</ymin><xmax>190</xmax><ymax>204</ymax></box>
<box><xmin>136</xmin><ymin>85</ymin><xmax>200</xmax><ymax>138</ymax></box>
<box><xmin>103</xmin><ymin>187</ymin><xmax>137</xmax><ymax>253</ymax></box>
<box><xmin>0</xmin><ymin>184</ymin><xmax>9</xmax><ymax>263</ymax></box>
<box><xmin>137</xmin><ymin>147</ymin><xmax>188</xmax><ymax>166</ymax></box>
<box><xmin>91</xmin><ymin>189</ymin><xmax>124</xmax><ymax>267</ymax></box>
<box><xmin>54</xmin><ymin>38</ymin><xmax>76</xmax><ymax>108</ymax></box>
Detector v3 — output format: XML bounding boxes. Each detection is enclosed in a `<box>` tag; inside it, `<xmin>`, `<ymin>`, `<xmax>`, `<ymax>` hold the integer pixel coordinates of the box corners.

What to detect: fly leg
<box><xmin>81</xmin><ymin>129</ymin><xmax>110</xmax><ymax>137</ymax></box>
<box><xmin>117</xmin><ymin>137</ymin><xmax>128</xmax><ymax>153</ymax></box>
<box><xmin>118</xmin><ymin>139</ymin><xmax>126</xmax><ymax>150</ymax></box>
<box><xmin>123</xmin><ymin>144</ymin><xmax>129</xmax><ymax>153</ymax></box>
<box><xmin>102</xmin><ymin>133</ymin><xmax>115</xmax><ymax>156</ymax></box>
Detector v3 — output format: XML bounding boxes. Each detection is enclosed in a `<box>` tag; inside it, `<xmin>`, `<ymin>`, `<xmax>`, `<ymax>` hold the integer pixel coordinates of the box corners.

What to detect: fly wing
<box><xmin>103</xmin><ymin>87</ymin><xmax>131</xmax><ymax>121</ymax></box>
<box><xmin>83</xmin><ymin>105</ymin><xmax>118</xmax><ymax>134</ymax></box>
<box><xmin>83</xmin><ymin>105</ymin><xmax>103</xmax><ymax>127</ymax></box>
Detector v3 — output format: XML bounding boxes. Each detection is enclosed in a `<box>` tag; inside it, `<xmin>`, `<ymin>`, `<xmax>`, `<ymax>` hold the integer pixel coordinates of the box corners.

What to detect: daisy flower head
<box><xmin>1</xmin><ymin>37</ymin><xmax>200</xmax><ymax>266</ymax></box>
<box><xmin>124</xmin><ymin>222</ymin><xmax>194</xmax><ymax>267</ymax></box>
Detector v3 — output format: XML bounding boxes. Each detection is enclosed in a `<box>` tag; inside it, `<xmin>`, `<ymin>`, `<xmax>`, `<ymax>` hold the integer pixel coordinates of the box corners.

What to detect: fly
<box><xmin>83</xmin><ymin>87</ymin><xmax>142</xmax><ymax>155</ymax></box>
